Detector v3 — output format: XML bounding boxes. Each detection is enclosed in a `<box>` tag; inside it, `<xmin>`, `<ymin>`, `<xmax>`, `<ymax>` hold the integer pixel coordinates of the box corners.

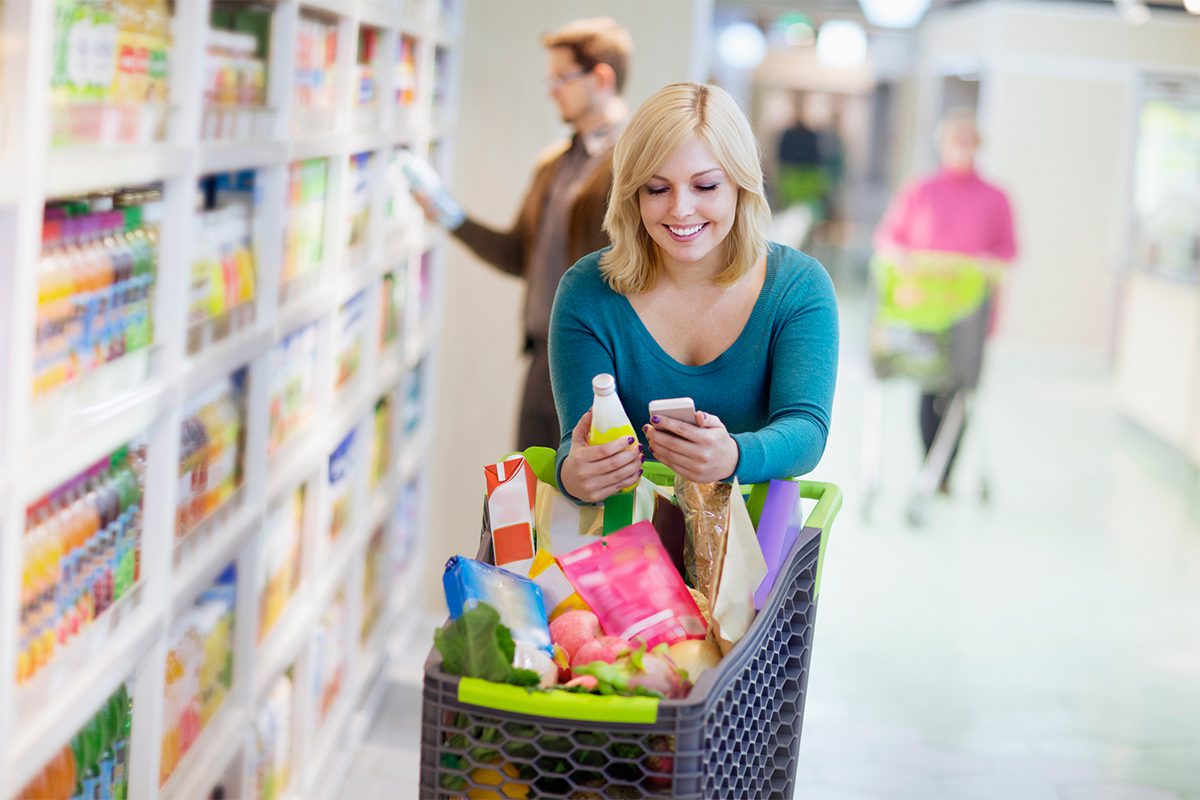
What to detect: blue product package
<box><xmin>442</xmin><ymin>556</ymin><xmax>553</xmax><ymax>654</ymax></box>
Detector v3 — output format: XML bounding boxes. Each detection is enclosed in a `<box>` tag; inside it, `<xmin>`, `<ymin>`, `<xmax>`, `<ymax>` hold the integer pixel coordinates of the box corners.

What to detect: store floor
<box><xmin>339</xmin><ymin>296</ymin><xmax>1200</xmax><ymax>800</ymax></box>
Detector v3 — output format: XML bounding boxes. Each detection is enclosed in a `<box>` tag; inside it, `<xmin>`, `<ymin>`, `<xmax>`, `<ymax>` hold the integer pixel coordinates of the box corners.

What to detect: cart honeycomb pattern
<box><xmin>421</xmin><ymin>531</ymin><xmax>822</xmax><ymax>800</ymax></box>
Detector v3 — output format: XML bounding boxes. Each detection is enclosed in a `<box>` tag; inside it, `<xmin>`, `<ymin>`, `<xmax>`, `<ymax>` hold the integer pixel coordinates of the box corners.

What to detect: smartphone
<box><xmin>649</xmin><ymin>397</ymin><xmax>696</xmax><ymax>425</ymax></box>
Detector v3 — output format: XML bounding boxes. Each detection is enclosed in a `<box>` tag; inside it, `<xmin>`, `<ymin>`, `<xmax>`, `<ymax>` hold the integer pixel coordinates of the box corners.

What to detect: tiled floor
<box><xmin>339</xmin><ymin>296</ymin><xmax>1200</xmax><ymax>799</ymax></box>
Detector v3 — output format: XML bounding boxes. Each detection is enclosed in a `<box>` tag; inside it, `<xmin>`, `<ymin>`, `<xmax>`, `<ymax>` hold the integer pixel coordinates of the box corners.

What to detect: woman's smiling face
<box><xmin>639</xmin><ymin>136</ymin><xmax>738</xmax><ymax>275</ymax></box>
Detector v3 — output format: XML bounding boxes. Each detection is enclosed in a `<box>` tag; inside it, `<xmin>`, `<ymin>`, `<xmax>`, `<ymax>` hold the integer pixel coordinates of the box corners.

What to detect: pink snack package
<box><xmin>557</xmin><ymin>521</ymin><xmax>706</xmax><ymax>648</ymax></box>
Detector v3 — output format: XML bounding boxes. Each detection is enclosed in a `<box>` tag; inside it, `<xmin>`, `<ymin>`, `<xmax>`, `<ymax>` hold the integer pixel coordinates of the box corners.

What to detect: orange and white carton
<box><xmin>484</xmin><ymin>456</ymin><xmax>538</xmax><ymax>568</ymax></box>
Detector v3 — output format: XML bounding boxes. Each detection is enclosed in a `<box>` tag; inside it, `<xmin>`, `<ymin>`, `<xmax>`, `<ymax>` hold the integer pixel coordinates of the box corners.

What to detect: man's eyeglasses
<box><xmin>545</xmin><ymin>67</ymin><xmax>591</xmax><ymax>91</ymax></box>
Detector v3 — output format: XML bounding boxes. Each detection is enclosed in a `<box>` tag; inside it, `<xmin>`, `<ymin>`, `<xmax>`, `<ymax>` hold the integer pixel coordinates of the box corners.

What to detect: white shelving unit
<box><xmin>0</xmin><ymin>0</ymin><xmax>459</xmax><ymax>797</ymax></box>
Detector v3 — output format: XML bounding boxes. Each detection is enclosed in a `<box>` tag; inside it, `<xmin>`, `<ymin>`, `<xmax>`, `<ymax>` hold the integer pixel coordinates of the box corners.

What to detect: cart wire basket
<box><xmin>863</xmin><ymin>253</ymin><xmax>998</xmax><ymax>524</ymax></box>
<box><xmin>420</xmin><ymin>449</ymin><xmax>842</xmax><ymax>799</ymax></box>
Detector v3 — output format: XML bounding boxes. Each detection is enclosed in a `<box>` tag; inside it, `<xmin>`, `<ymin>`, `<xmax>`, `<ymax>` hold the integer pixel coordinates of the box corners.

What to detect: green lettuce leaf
<box><xmin>434</xmin><ymin>602</ymin><xmax>546</xmax><ymax>688</ymax></box>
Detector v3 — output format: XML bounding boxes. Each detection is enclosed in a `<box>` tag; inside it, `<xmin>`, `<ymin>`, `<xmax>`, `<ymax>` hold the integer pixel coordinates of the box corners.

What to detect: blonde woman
<box><xmin>551</xmin><ymin>82</ymin><xmax>838</xmax><ymax>502</ymax></box>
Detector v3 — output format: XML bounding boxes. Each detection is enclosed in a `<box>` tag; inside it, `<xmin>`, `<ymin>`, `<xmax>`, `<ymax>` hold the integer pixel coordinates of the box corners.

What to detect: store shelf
<box><xmin>287</xmin><ymin>133</ymin><xmax>343</xmax><ymax>163</ymax></box>
<box><xmin>334</xmin><ymin>261</ymin><xmax>376</xmax><ymax>307</ymax></box>
<box><xmin>182</xmin><ymin>324</ymin><xmax>274</xmax><ymax>397</ymax></box>
<box><xmin>330</xmin><ymin>379</ymin><xmax>376</xmax><ymax>447</ymax></box>
<box><xmin>305</xmin><ymin>647</ymin><xmax>384</xmax><ymax>797</ymax></box>
<box><xmin>377</xmin><ymin>345</ymin><xmax>404</xmax><ymax>393</ymax></box>
<box><xmin>199</xmin><ymin>138</ymin><xmax>288</xmax><ymax>175</ymax></box>
<box><xmin>0</xmin><ymin>158</ymin><xmax>22</xmax><ymax>205</ymax></box>
<box><xmin>159</xmin><ymin>701</ymin><xmax>248</xmax><ymax>800</ymax></box>
<box><xmin>45</xmin><ymin>143</ymin><xmax>191</xmax><ymax>197</ymax></box>
<box><xmin>24</xmin><ymin>375</ymin><xmax>164</xmax><ymax>502</ymax></box>
<box><xmin>358</xmin><ymin>1</ymin><xmax>402</xmax><ymax>30</ymax></box>
<box><xmin>0</xmin><ymin>0</ymin><xmax>456</xmax><ymax>792</ymax></box>
<box><xmin>344</xmin><ymin>129</ymin><xmax>390</xmax><ymax>157</ymax></box>
<box><xmin>267</xmin><ymin>423</ymin><xmax>324</xmax><ymax>500</ymax></box>
<box><xmin>6</xmin><ymin>596</ymin><xmax>161</xmax><ymax>793</ymax></box>
<box><xmin>398</xmin><ymin>432</ymin><xmax>424</xmax><ymax>481</ymax></box>
<box><xmin>315</xmin><ymin>520</ymin><xmax>371</xmax><ymax>613</ymax></box>
<box><xmin>170</xmin><ymin>491</ymin><xmax>263</xmax><ymax>617</ymax></box>
<box><xmin>277</xmin><ymin>273</ymin><xmax>330</xmax><ymax>335</ymax></box>
<box><xmin>254</xmin><ymin>593</ymin><xmax>311</xmax><ymax>700</ymax></box>
<box><xmin>298</xmin><ymin>0</ymin><xmax>357</xmax><ymax>18</ymax></box>
<box><xmin>405</xmin><ymin>320</ymin><xmax>435</xmax><ymax>370</ymax></box>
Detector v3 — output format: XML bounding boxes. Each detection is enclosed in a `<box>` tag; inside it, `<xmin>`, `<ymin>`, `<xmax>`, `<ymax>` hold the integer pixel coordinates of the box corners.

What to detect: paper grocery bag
<box><xmin>484</xmin><ymin>456</ymin><xmax>537</xmax><ymax>569</ymax></box>
<box><xmin>534</xmin><ymin>480</ymin><xmax>604</xmax><ymax>555</ymax></box>
<box><xmin>709</xmin><ymin>480</ymin><xmax>768</xmax><ymax>654</ymax></box>
<box><xmin>533</xmin><ymin>476</ymin><xmax>658</xmax><ymax>554</ymax></box>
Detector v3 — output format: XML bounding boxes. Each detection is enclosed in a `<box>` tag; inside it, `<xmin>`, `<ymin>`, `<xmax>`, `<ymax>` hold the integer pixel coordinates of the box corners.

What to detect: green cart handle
<box><xmin>513</xmin><ymin>445</ymin><xmax>841</xmax><ymax>594</ymax></box>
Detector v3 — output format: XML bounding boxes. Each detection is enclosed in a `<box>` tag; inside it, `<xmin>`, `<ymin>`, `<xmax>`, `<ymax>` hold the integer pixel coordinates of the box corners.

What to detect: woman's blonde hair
<box><xmin>601</xmin><ymin>82</ymin><xmax>770</xmax><ymax>294</ymax></box>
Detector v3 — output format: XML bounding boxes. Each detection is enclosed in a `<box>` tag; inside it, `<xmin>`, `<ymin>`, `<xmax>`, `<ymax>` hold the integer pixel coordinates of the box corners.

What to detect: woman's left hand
<box><xmin>644</xmin><ymin>411</ymin><xmax>739</xmax><ymax>483</ymax></box>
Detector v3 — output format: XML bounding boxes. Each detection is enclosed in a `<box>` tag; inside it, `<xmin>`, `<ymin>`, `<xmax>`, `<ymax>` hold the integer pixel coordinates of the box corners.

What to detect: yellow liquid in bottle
<box><xmin>589</xmin><ymin>423</ymin><xmax>639</xmax><ymax>494</ymax></box>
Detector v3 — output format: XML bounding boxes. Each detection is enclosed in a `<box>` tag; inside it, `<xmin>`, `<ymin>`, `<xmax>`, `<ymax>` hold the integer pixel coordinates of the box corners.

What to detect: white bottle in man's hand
<box><xmin>401</xmin><ymin>153</ymin><xmax>465</xmax><ymax>231</ymax></box>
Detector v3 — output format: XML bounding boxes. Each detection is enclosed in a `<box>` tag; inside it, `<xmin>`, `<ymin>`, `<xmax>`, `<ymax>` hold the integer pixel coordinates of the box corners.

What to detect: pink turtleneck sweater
<box><xmin>874</xmin><ymin>168</ymin><xmax>1017</xmax><ymax>261</ymax></box>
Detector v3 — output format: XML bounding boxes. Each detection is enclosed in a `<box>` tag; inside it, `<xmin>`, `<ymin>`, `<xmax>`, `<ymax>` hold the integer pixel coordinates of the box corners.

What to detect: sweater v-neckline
<box><xmin>618</xmin><ymin>243</ymin><xmax>779</xmax><ymax>375</ymax></box>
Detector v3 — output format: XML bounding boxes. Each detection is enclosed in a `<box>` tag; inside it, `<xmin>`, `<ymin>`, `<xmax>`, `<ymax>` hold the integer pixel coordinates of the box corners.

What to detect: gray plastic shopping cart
<box><xmin>419</xmin><ymin>449</ymin><xmax>842</xmax><ymax>799</ymax></box>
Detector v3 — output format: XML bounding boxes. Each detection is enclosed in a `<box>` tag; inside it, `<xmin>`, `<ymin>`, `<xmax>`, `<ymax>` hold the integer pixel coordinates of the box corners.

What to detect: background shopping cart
<box><xmin>420</xmin><ymin>449</ymin><xmax>842</xmax><ymax>800</ymax></box>
<box><xmin>862</xmin><ymin>253</ymin><xmax>998</xmax><ymax>524</ymax></box>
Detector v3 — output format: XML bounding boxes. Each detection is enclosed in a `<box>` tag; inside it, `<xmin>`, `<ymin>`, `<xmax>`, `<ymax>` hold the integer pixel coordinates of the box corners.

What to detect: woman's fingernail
<box><xmin>702</xmin><ymin>411</ymin><xmax>708</xmax><ymax>420</ymax></box>
<box><xmin>642</xmin><ymin>424</ymin><xmax>650</xmax><ymax>432</ymax></box>
<box><xmin>640</xmin><ymin>454</ymin><xmax>646</xmax><ymax>463</ymax></box>
<box><xmin>627</xmin><ymin>436</ymin><xmax>635</xmax><ymax>444</ymax></box>
<box><xmin>651</xmin><ymin>416</ymin><xmax>661</xmax><ymax>424</ymax></box>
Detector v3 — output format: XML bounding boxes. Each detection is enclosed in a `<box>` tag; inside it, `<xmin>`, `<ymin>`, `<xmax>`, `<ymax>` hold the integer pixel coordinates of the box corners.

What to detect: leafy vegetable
<box><xmin>434</xmin><ymin>603</ymin><xmax>542</xmax><ymax>687</ymax></box>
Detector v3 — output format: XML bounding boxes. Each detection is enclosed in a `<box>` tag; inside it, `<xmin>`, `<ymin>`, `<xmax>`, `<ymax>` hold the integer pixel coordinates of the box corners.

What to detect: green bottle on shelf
<box><xmin>69</xmin><ymin>730</ymin><xmax>86</xmax><ymax>800</ymax></box>
<box><xmin>113</xmin><ymin>684</ymin><xmax>132</xmax><ymax>800</ymax></box>
<box><xmin>98</xmin><ymin>692</ymin><xmax>119</xmax><ymax>799</ymax></box>
<box><xmin>79</xmin><ymin>715</ymin><xmax>101</xmax><ymax>799</ymax></box>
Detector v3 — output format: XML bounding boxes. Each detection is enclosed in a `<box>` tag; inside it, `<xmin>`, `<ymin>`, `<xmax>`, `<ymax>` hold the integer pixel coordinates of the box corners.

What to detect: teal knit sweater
<box><xmin>550</xmin><ymin>242</ymin><xmax>838</xmax><ymax>495</ymax></box>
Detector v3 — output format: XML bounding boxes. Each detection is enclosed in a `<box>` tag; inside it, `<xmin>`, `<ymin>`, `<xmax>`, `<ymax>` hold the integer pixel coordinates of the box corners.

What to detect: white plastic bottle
<box><xmin>588</xmin><ymin>374</ymin><xmax>638</xmax><ymax>493</ymax></box>
<box><xmin>399</xmin><ymin>153</ymin><xmax>465</xmax><ymax>230</ymax></box>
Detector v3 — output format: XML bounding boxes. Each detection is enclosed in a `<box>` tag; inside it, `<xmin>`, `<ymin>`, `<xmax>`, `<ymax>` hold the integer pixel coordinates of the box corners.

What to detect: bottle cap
<box><xmin>592</xmin><ymin>373</ymin><xmax>615</xmax><ymax>396</ymax></box>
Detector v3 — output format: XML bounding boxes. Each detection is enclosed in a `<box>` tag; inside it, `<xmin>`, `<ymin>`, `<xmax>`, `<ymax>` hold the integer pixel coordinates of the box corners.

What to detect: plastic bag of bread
<box><xmin>673</xmin><ymin>477</ymin><xmax>731</xmax><ymax>601</ymax></box>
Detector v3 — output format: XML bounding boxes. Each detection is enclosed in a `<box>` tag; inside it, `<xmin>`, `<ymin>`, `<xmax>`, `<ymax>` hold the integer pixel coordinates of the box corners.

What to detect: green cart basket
<box><xmin>420</xmin><ymin>448</ymin><xmax>842</xmax><ymax>799</ymax></box>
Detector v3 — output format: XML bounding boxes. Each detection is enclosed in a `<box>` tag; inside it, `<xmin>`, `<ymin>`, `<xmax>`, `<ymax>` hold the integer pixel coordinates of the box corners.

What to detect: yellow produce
<box><xmin>466</xmin><ymin>763</ymin><xmax>529</xmax><ymax>800</ymax></box>
<box><xmin>668</xmin><ymin>639</ymin><xmax>723</xmax><ymax>682</ymax></box>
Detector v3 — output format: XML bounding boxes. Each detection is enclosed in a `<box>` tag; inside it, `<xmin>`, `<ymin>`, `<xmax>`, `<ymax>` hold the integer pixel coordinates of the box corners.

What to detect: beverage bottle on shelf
<box><xmin>88</xmin><ymin>0</ymin><xmax>118</xmax><ymax>100</ymax></box>
<box><xmin>97</xmin><ymin>691</ymin><xmax>118</xmax><ymax>798</ymax></box>
<box><xmin>56</xmin><ymin>218</ymin><xmax>84</xmax><ymax>386</ymax></box>
<box><xmin>107</xmin><ymin>212</ymin><xmax>132</xmax><ymax>361</ymax></box>
<box><xmin>79</xmin><ymin>713</ymin><xmax>102</xmax><ymax>799</ymax></box>
<box><xmin>113</xmin><ymin>683</ymin><xmax>132</xmax><ymax>800</ymax></box>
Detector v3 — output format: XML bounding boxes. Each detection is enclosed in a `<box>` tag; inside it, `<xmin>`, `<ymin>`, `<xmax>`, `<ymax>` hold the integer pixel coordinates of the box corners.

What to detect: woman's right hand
<box><xmin>559</xmin><ymin>409</ymin><xmax>644</xmax><ymax>503</ymax></box>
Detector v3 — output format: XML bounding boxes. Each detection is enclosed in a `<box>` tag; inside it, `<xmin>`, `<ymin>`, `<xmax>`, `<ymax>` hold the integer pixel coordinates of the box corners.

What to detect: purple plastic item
<box><xmin>754</xmin><ymin>480</ymin><xmax>802</xmax><ymax>609</ymax></box>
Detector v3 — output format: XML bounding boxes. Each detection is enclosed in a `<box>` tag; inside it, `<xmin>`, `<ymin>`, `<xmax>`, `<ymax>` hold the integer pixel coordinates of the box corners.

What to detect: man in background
<box><xmin>412</xmin><ymin>17</ymin><xmax>631</xmax><ymax>449</ymax></box>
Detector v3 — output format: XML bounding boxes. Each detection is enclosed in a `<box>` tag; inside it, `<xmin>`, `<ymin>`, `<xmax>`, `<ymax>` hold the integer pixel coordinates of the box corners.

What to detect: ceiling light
<box><xmin>717</xmin><ymin>22</ymin><xmax>768</xmax><ymax>70</ymax></box>
<box><xmin>816</xmin><ymin>20</ymin><xmax>868</xmax><ymax>69</ymax></box>
<box><xmin>1183</xmin><ymin>0</ymin><xmax>1199</xmax><ymax>13</ymax></box>
<box><xmin>858</xmin><ymin>0</ymin><xmax>931</xmax><ymax>28</ymax></box>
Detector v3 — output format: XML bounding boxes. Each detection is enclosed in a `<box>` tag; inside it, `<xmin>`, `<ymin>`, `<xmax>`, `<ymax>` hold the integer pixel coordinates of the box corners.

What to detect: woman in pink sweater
<box><xmin>874</xmin><ymin>109</ymin><xmax>1017</xmax><ymax>493</ymax></box>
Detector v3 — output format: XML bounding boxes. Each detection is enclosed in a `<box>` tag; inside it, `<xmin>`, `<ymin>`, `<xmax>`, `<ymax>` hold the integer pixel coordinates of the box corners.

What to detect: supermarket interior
<box><xmin>0</xmin><ymin>0</ymin><xmax>1197</xmax><ymax>799</ymax></box>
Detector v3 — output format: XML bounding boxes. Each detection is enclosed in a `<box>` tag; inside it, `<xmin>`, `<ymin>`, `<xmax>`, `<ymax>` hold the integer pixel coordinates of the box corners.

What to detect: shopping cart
<box><xmin>420</xmin><ymin>447</ymin><xmax>842</xmax><ymax>800</ymax></box>
<box><xmin>861</xmin><ymin>252</ymin><xmax>997</xmax><ymax>525</ymax></box>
